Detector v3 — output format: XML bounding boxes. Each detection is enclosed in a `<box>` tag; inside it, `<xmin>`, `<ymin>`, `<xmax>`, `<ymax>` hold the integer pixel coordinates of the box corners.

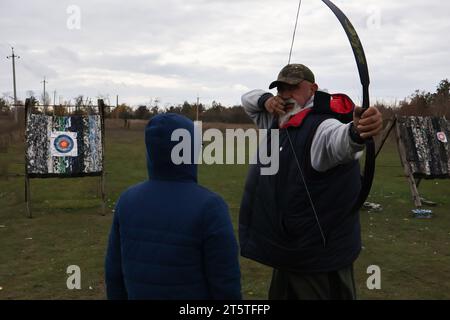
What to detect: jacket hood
<box><xmin>145</xmin><ymin>113</ymin><xmax>198</xmax><ymax>182</ymax></box>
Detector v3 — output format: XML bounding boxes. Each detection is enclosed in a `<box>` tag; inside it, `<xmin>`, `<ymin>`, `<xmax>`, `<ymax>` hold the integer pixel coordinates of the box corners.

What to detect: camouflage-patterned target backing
<box><xmin>397</xmin><ymin>116</ymin><xmax>450</xmax><ymax>179</ymax></box>
<box><xmin>26</xmin><ymin>114</ymin><xmax>103</xmax><ymax>177</ymax></box>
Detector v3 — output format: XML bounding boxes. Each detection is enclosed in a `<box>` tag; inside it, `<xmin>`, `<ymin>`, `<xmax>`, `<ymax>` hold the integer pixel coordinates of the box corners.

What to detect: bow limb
<box><xmin>321</xmin><ymin>0</ymin><xmax>376</xmax><ymax>211</ymax></box>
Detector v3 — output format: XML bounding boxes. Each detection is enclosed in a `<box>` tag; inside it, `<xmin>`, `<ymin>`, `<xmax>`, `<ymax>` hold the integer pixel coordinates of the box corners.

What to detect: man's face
<box><xmin>278</xmin><ymin>80</ymin><xmax>318</xmax><ymax>107</ymax></box>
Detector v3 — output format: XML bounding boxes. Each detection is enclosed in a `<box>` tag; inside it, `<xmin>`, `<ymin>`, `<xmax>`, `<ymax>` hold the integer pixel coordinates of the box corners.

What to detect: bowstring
<box><xmin>286</xmin><ymin>130</ymin><xmax>327</xmax><ymax>247</ymax></box>
<box><xmin>286</xmin><ymin>0</ymin><xmax>327</xmax><ymax>247</ymax></box>
<box><xmin>288</xmin><ymin>0</ymin><xmax>303</xmax><ymax>64</ymax></box>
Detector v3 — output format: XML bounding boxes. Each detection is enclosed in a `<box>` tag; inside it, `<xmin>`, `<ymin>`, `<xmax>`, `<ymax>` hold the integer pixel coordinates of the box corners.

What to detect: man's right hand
<box><xmin>264</xmin><ymin>96</ymin><xmax>288</xmax><ymax>116</ymax></box>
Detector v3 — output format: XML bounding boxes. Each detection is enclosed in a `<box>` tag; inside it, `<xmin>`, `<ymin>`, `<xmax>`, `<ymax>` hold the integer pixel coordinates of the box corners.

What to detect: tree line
<box><xmin>0</xmin><ymin>95</ymin><xmax>253</xmax><ymax>124</ymax></box>
<box><xmin>1</xmin><ymin>79</ymin><xmax>449</xmax><ymax>123</ymax></box>
<box><xmin>108</xmin><ymin>100</ymin><xmax>253</xmax><ymax>124</ymax></box>
<box><xmin>375</xmin><ymin>79</ymin><xmax>450</xmax><ymax>120</ymax></box>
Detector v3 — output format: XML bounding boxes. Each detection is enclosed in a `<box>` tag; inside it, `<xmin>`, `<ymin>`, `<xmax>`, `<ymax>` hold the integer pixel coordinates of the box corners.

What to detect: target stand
<box><xmin>24</xmin><ymin>99</ymin><xmax>107</xmax><ymax>218</ymax></box>
<box><xmin>377</xmin><ymin>115</ymin><xmax>450</xmax><ymax>208</ymax></box>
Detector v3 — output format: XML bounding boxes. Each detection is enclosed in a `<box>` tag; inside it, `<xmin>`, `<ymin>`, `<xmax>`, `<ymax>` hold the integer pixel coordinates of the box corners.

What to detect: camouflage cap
<box><xmin>269</xmin><ymin>64</ymin><xmax>315</xmax><ymax>89</ymax></box>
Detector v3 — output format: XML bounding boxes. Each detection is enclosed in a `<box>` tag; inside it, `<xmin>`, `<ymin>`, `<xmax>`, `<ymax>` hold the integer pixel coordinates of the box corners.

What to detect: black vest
<box><xmin>239</xmin><ymin>93</ymin><xmax>362</xmax><ymax>273</ymax></box>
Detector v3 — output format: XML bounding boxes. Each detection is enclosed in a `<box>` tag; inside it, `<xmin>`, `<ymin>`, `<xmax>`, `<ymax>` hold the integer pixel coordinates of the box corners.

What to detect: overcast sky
<box><xmin>0</xmin><ymin>0</ymin><xmax>449</xmax><ymax>108</ymax></box>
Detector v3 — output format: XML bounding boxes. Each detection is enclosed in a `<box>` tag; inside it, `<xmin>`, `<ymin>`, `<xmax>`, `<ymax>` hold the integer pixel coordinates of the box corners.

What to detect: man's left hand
<box><xmin>353</xmin><ymin>106</ymin><xmax>383</xmax><ymax>139</ymax></box>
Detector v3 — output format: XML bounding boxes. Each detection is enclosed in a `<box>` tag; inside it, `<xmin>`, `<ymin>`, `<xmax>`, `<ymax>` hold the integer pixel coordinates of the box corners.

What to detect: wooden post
<box><xmin>99</xmin><ymin>99</ymin><xmax>107</xmax><ymax>216</ymax></box>
<box><xmin>24</xmin><ymin>99</ymin><xmax>32</xmax><ymax>218</ymax></box>
<box><xmin>25</xmin><ymin>176</ymin><xmax>31</xmax><ymax>218</ymax></box>
<box><xmin>395</xmin><ymin>117</ymin><xmax>422</xmax><ymax>208</ymax></box>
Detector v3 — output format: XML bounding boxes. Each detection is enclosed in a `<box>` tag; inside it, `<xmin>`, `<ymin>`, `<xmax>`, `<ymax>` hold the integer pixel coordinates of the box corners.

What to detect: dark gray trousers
<box><xmin>268</xmin><ymin>265</ymin><xmax>357</xmax><ymax>300</ymax></box>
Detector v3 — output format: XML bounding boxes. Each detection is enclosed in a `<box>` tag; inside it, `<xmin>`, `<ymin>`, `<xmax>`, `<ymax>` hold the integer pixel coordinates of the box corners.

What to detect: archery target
<box><xmin>50</xmin><ymin>131</ymin><xmax>78</xmax><ymax>157</ymax></box>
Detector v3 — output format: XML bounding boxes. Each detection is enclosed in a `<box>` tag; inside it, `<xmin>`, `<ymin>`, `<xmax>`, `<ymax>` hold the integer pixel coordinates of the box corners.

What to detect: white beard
<box><xmin>278</xmin><ymin>95</ymin><xmax>315</xmax><ymax>127</ymax></box>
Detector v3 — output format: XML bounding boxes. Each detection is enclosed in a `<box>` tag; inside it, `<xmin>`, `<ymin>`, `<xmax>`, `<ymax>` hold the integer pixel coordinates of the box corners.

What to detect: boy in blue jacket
<box><xmin>105</xmin><ymin>113</ymin><xmax>241</xmax><ymax>300</ymax></box>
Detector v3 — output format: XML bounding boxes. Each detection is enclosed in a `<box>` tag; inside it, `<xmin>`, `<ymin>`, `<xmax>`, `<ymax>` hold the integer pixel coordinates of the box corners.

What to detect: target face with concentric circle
<box><xmin>54</xmin><ymin>134</ymin><xmax>75</xmax><ymax>154</ymax></box>
<box><xmin>50</xmin><ymin>131</ymin><xmax>78</xmax><ymax>157</ymax></box>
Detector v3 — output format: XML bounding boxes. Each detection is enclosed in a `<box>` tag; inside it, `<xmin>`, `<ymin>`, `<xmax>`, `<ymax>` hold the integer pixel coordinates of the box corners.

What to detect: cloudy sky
<box><xmin>0</xmin><ymin>0</ymin><xmax>449</xmax><ymax>108</ymax></box>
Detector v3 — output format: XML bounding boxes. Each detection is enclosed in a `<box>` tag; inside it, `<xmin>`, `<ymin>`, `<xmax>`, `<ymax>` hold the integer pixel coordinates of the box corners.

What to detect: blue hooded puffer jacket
<box><xmin>105</xmin><ymin>113</ymin><xmax>241</xmax><ymax>300</ymax></box>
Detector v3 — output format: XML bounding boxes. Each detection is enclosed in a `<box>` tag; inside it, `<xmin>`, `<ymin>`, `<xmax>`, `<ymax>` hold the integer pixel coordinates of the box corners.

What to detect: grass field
<box><xmin>1</xmin><ymin>120</ymin><xmax>449</xmax><ymax>300</ymax></box>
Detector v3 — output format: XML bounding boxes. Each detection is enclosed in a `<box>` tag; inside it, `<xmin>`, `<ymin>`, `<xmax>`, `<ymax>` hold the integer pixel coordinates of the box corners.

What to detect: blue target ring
<box><xmin>54</xmin><ymin>134</ymin><xmax>75</xmax><ymax>154</ymax></box>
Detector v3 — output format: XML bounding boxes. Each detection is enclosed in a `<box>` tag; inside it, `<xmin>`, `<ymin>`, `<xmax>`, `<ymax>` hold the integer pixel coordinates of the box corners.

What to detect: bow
<box><xmin>320</xmin><ymin>0</ymin><xmax>376</xmax><ymax>212</ymax></box>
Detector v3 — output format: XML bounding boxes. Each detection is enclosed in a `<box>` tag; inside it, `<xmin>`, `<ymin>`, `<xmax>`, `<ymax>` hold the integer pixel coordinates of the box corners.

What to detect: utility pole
<box><xmin>6</xmin><ymin>47</ymin><xmax>20</xmax><ymax>123</ymax></box>
<box><xmin>41</xmin><ymin>77</ymin><xmax>48</xmax><ymax>114</ymax></box>
<box><xmin>53</xmin><ymin>90</ymin><xmax>57</xmax><ymax>115</ymax></box>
